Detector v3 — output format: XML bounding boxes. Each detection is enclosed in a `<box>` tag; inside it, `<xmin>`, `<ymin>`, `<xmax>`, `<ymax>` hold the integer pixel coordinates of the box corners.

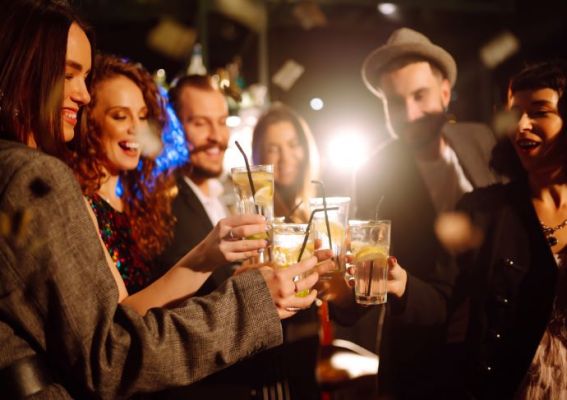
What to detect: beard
<box><xmin>191</xmin><ymin>163</ymin><xmax>223</xmax><ymax>179</ymax></box>
<box><xmin>398</xmin><ymin>111</ymin><xmax>448</xmax><ymax>151</ymax></box>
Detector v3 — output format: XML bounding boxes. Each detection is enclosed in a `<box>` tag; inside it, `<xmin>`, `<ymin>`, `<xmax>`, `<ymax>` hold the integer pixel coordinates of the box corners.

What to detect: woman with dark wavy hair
<box><xmin>252</xmin><ymin>103</ymin><xmax>319</xmax><ymax>223</ymax></box>
<box><xmin>71</xmin><ymin>54</ymin><xmax>174</xmax><ymax>293</ymax></box>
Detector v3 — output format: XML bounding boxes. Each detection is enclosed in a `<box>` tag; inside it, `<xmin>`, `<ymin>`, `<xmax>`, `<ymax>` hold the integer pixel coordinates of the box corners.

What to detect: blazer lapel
<box><xmin>177</xmin><ymin>175</ymin><xmax>214</xmax><ymax>231</ymax></box>
<box><xmin>443</xmin><ymin>122</ymin><xmax>498</xmax><ymax>189</ymax></box>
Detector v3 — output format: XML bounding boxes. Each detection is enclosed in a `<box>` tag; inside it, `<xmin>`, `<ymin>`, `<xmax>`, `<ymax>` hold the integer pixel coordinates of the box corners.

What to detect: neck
<box><xmin>413</xmin><ymin>135</ymin><xmax>445</xmax><ymax>162</ymax></box>
<box><xmin>529</xmin><ymin>169</ymin><xmax>567</xmax><ymax>210</ymax></box>
<box><xmin>187</xmin><ymin>172</ymin><xmax>211</xmax><ymax>196</ymax></box>
<box><xmin>97</xmin><ymin>171</ymin><xmax>123</xmax><ymax>211</ymax></box>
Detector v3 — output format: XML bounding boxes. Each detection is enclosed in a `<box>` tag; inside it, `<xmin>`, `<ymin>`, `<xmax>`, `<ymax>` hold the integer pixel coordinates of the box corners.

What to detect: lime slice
<box><xmin>353</xmin><ymin>245</ymin><xmax>388</xmax><ymax>263</ymax></box>
<box><xmin>254</xmin><ymin>185</ymin><xmax>273</xmax><ymax>205</ymax></box>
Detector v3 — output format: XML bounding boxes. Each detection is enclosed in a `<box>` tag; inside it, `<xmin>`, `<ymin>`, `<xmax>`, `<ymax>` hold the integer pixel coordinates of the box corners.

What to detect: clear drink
<box><xmin>272</xmin><ymin>223</ymin><xmax>313</xmax><ymax>297</ymax></box>
<box><xmin>309</xmin><ymin>197</ymin><xmax>350</xmax><ymax>277</ymax></box>
<box><xmin>231</xmin><ymin>165</ymin><xmax>274</xmax><ymax>261</ymax></box>
<box><xmin>349</xmin><ymin>220</ymin><xmax>391</xmax><ymax>305</ymax></box>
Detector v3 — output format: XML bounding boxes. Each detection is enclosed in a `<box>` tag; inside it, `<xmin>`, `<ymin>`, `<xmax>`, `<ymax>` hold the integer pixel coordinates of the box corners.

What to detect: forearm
<box><xmin>122</xmin><ymin>265</ymin><xmax>212</xmax><ymax>314</ymax></box>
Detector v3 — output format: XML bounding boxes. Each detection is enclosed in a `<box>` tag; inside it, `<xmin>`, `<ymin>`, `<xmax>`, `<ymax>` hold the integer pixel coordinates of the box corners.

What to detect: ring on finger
<box><xmin>292</xmin><ymin>275</ymin><xmax>300</xmax><ymax>293</ymax></box>
<box><xmin>228</xmin><ymin>228</ymin><xmax>236</xmax><ymax>240</ymax></box>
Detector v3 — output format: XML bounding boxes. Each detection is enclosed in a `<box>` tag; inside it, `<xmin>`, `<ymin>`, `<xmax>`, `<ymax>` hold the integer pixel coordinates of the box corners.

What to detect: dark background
<box><xmin>73</xmin><ymin>0</ymin><xmax>567</xmax><ymax>194</ymax></box>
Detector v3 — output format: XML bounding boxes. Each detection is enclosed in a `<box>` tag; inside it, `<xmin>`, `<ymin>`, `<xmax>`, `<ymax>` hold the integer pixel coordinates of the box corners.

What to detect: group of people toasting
<box><xmin>0</xmin><ymin>1</ymin><xmax>566</xmax><ymax>399</ymax></box>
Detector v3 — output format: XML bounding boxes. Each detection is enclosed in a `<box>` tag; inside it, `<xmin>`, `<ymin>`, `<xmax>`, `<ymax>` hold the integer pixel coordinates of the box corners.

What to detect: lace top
<box><xmin>87</xmin><ymin>194</ymin><xmax>153</xmax><ymax>294</ymax></box>
<box><xmin>518</xmin><ymin>250</ymin><xmax>567</xmax><ymax>398</ymax></box>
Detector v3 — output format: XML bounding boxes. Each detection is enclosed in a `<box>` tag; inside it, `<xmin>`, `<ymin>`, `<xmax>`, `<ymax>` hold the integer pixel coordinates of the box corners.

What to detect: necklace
<box><xmin>540</xmin><ymin>218</ymin><xmax>567</xmax><ymax>246</ymax></box>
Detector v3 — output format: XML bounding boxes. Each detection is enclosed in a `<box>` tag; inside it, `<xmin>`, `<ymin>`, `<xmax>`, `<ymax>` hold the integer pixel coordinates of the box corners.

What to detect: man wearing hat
<box><xmin>350</xmin><ymin>27</ymin><xmax>500</xmax><ymax>397</ymax></box>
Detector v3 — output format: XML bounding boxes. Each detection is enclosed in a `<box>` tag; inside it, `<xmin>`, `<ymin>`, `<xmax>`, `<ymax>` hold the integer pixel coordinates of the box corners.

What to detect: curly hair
<box><xmin>70</xmin><ymin>53</ymin><xmax>175</xmax><ymax>259</ymax></box>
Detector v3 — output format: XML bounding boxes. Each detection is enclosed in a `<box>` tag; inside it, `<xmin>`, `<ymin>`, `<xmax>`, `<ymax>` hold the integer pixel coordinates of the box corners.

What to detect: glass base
<box><xmin>356</xmin><ymin>293</ymin><xmax>387</xmax><ymax>305</ymax></box>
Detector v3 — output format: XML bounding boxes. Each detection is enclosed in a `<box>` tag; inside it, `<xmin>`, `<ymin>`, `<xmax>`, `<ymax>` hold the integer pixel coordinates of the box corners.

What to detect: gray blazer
<box><xmin>0</xmin><ymin>140</ymin><xmax>283</xmax><ymax>399</ymax></box>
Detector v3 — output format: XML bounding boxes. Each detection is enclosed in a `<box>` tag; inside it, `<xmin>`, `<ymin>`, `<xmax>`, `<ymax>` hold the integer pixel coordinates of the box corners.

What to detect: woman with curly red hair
<box><xmin>71</xmin><ymin>53</ymin><xmax>173</xmax><ymax>293</ymax></box>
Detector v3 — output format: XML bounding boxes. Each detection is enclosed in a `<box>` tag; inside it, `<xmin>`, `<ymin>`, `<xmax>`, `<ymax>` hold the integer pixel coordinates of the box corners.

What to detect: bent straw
<box><xmin>311</xmin><ymin>180</ymin><xmax>332</xmax><ymax>251</ymax></box>
<box><xmin>297</xmin><ymin>206</ymin><xmax>339</xmax><ymax>262</ymax></box>
<box><xmin>234</xmin><ymin>141</ymin><xmax>259</xmax><ymax>214</ymax></box>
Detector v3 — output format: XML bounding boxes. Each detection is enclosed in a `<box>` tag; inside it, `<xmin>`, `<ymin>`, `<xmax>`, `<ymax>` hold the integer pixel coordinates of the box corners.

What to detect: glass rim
<box><xmin>272</xmin><ymin>222</ymin><xmax>308</xmax><ymax>232</ymax></box>
<box><xmin>309</xmin><ymin>196</ymin><xmax>351</xmax><ymax>204</ymax></box>
<box><xmin>230</xmin><ymin>164</ymin><xmax>273</xmax><ymax>173</ymax></box>
<box><xmin>348</xmin><ymin>219</ymin><xmax>391</xmax><ymax>228</ymax></box>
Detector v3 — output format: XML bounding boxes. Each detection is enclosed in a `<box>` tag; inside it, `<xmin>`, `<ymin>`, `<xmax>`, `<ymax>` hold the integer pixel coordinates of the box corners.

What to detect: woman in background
<box><xmin>252</xmin><ymin>103</ymin><xmax>319</xmax><ymax>223</ymax></box>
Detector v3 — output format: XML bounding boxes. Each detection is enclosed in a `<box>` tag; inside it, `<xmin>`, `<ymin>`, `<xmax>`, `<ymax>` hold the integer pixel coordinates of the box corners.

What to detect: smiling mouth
<box><xmin>516</xmin><ymin>139</ymin><xmax>541</xmax><ymax>150</ymax></box>
<box><xmin>118</xmin><ymin>141</ymin><xmax>140</xmax><ymax>152</ymax></box>
<box><xmin>62</xmin><ymin>109</ymin><xmax>78</xmax><ymax>125</ymax></box>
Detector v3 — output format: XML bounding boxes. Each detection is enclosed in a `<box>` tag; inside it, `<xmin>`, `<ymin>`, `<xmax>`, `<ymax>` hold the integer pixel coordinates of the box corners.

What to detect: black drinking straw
<box><xmin>297</xmin><ymin>206</ymin><xmax>339</xmax><ymax>262</ymax></box>
<box><xmin>367</xmin><ymin>196</ymin><xmax>385</xmax><ymax>297</ymax></box>
<box><xmin>234</xmin><ymin>141</ymin><xmax>259</xmax><ymax>214</ymax></box>
<box><xmin>311</xmin><ymin>180</ymin><xmax>333</xmax><ymax>251</ymax></box>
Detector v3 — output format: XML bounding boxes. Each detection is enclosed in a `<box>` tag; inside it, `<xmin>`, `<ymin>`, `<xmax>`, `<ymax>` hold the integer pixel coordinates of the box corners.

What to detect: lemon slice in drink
<box><xmin>312</xmin><ymin>220</ymin><xmax>346</xmax><ymax>243</ymax></box>
<box><xmin>353</xmin><ymin>245</ymin><xmax>388</xmax><ymax>263</ymax></box>
<box><xmin>254</xmin><ymin>185</ymin><xmax>273</xmax><ymax>206</ymax></box>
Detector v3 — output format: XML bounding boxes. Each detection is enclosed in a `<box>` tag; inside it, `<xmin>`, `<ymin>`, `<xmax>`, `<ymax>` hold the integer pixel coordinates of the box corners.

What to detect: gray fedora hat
<box><xmin>361</xmin><ymin>27</ymin><xmax>457</xmax><ymax>97</ymax></box>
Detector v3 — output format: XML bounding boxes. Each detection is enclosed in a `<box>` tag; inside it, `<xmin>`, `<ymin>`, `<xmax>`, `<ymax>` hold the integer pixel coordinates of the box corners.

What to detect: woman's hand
<box><xmin>340</xmin><ymin>255</ymin><xmax>407</xmax><ymax>303</ymax></box>
<box><xmin>386</xmin><ymin>256</ymin><xmax>408</xmax><ymax>298</ymax></box>
<box><xmin>181</xmin><ymin>214</ymin><xmax>268</xmax><ymax>272</ymax></box>
<box><xmin>257</xmin><ymin>256</ymin><xmax>323</xmax><ymax>319</ymax></box>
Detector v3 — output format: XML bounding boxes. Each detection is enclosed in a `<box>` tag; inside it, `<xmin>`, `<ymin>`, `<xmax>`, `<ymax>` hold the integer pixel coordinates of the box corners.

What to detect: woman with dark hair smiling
<box><xmin>0</xmin><ymin>1</ymin><xmax>327</xmax><ymax>397</ymax></box>
<box><xmin>252</xmin><ymin>103</ymin><xmax>319</xmax><ymax>223</ymax></box>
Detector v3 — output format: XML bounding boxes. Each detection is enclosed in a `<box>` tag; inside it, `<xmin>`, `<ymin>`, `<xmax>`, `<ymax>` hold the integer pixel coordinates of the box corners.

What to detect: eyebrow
<box><xmin>531</xmin><ymin>100</ymin><xmax>555</xmax><ymax>107</ymax></box>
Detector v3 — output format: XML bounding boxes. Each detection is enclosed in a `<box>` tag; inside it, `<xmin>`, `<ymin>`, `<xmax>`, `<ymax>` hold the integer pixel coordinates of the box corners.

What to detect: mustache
<box><xmin>190</xmin><ymin>142</ymin><xmax>228</xmax><ymax>154</ymax></box>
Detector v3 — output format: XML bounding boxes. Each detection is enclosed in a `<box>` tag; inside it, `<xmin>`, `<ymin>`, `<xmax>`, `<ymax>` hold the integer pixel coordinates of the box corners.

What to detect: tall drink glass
<box><xmin>272</xmin><ymin>223</ymin><xmax>313</xmax><ymax>297</ymax></box>
<box><xmin>309</xmin><ymin>197</ymin><xmax>350</xmax><ymax>277</ymax></box>
<box><xmin>348</xmin><ymin>220</ymin><xmax>391</xmax><ymax>305</ymax></box>
<box><xmin>231</xmin><ymin>164</ymin><xmax>274</xmax><ymax>262</ymax></box>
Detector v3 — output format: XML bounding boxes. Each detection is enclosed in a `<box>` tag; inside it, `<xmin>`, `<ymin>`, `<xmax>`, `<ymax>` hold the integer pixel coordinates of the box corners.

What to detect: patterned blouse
<box><xmin>87</xmin><ymin>193</ymin><xmax>152</xmax><ymax>294</ymax></box>
<box><xmin>518</xmin><ymin>250</ymin><xmax>567</xmax><ymax>398</ymax></box>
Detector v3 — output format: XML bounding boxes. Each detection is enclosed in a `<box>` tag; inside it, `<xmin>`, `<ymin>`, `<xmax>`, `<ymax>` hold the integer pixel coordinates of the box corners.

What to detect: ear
<box><xmin>440</xmin><ymin>79</ymin><xmax>451</xmax><ymax>109</ymax></box>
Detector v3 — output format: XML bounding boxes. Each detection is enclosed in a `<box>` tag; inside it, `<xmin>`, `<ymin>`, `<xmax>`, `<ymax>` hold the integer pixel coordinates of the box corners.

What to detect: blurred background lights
<box><xmin>327</xmin><ymin>126</ymin><xmax>368</xmax><ymax>172</ymax></box>
<box><xmin>377</xmin><ymin>2</ymin><xmax>397</xmax><ymax>16</ymax></box>
<box><xmin>310</xmin><ymin>97</ymin><xmax>324</xmax><ymax>111</ymax></box>
<box><xmin>226</xmin><ymin>115</ymin><xmax>241</xmax><ymax>128</ymax></box>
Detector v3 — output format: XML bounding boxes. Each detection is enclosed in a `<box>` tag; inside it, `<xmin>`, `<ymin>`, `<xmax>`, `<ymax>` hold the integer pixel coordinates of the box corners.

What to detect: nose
<box><xmin>208</xmin><ymin>121</ymin><xmax>227</xmax><ymax>143</ymax></box>
<box><xmin>70</xmin><ymin>78</ymin><xmax>91</xmax><ymax>106</ymax></box>
<box><xmin>517</xmin><ymin>112</ymin><xmax>532</xmax><ymax>132</ymax></box>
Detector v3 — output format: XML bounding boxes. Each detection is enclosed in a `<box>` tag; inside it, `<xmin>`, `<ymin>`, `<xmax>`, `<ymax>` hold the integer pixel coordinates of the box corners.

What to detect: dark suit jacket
<box><xmin>0</xmin><ymin>140</ymin><xmax>283</xmax><ymax>399</ymax></box>
<box><xmin>451</xmin><ymin>181</ymin><xmax>556</xmax><ymax>398</ymax></box>
<box><xmin>352</xmin><ymin>122</ymin><xmax>501</xmax><ymax>397</ymax></box>
<box><xmin>155</xmin><ymin>173</ymin><xmax>234</xmax><ymax>296</ymax></box>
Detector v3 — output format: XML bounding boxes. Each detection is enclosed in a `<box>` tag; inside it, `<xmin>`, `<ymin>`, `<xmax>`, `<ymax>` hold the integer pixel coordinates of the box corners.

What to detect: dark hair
<box><xmin>0</xmin><ymin>0</ymin><xmax>94</xmax><ymax>158</ymax></box>
<box><xmin>251</xmin><ymin>103</ymin><xmax>319</xmax><ymax>222</ymax></box>
<box><xmin>490</xmin><ymin>61</ymin><xmax>567</xmax><ymax>180</ymax></box>
<box><xmin>72</xmin><ymin>54</ymin><xmax>174</xmax><ymax>259</ymax></box>
<box><xmin>167</xmin><ymin>74</ymin><xmax>219</xmax><ymax>117</ymax></box>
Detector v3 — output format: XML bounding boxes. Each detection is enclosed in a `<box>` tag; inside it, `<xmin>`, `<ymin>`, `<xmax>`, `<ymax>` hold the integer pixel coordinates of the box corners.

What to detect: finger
<box><xmin>313</xmin><ymin>259</ymin><xmax>335</xmax><ymax>275</ymax></box>
<box><xmin>225</xmin><ymin>250</ymin><xmax>264</xmax><ymax>263</ymax></box>
<box><xmin>346</xmin><ymin>275</ymin><xmax>356</xmax><ymax>288</ymax></box>
<box><xmin>222</xmin><ymin>214</ymin><xmax>266</xmax><ymax>226</ymax></box>
<box><xmin>346</xmin><ymin>264</ymin><xmax>356</xmax><ymax>276</ymax></box>
<box><xmin>314</xmin><ymin>248</ymin><xmax>333</xmax><ymax>262</ymax></box>
<box><xmin>314</xmin><ymin>238</ymin><xmax>323</xmax><ymax>250</ymax></box>
<box><xmin>281</xmin><ymin>289</ymin><xmax>318</xmax><ymax>310</ymax></box>
<box><xmin>280</xmin><ymin>256</ymin><xmax>317</xmax><ymax>278</ymax></box>
<box><xmin>293</xmin><ymin>270</ymin><xmax>319</xmax><ymax>293</ymax></box>
<box><xmin>233</xmin><ymin>223</ymin><xmax>268</xmax><ymax>239</ymax></box>
<box><xmin>222</xmin><ymin>239</ymin><xmax>267</xmax><ymax>253</ymax></box>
